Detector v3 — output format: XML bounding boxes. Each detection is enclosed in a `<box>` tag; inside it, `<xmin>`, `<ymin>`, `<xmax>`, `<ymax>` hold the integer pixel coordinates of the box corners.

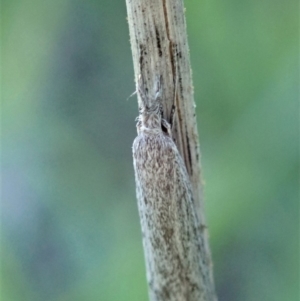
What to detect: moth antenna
<box><xmin>170</xmin><ymin>75</ymin><xmax>178</xmax><ymax>129</ymax></box>
<box><xmin>137</xmin><ymin>74</ymin><xmax>148</xmax><ymax>108</ymax></box>
<box><xmin>154</xmin><ymin>75</ymin><xmax>162</xmax><ymax>102</ymax></box>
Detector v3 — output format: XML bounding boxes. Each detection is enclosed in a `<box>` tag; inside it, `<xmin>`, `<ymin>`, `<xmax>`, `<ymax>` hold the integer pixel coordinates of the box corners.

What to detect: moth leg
<box><xmin>135</xmin><ymin>116</ymin><xmax>142</xmax><ymax>135</ymax></box>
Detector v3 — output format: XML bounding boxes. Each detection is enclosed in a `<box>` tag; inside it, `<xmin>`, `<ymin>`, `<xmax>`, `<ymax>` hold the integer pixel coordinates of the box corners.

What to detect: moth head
<box><xmin>136</xmin><ymin>75</ymin><xmax>164</xmax><ymax>130</ymax></box>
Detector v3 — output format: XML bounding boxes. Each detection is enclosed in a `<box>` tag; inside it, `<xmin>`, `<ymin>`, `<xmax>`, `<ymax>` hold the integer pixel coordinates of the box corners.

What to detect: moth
<box><xmin>132</xmin><ymin>77</ymin><xmax>212</xmax><ymax>301</ymax></box>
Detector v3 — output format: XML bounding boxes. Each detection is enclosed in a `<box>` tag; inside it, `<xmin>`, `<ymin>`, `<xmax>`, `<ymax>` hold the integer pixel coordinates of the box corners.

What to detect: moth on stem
<box><xmin>132</xmin><ymin>76</ymin><xmax>214</xmax><ymax>301</ymax></box>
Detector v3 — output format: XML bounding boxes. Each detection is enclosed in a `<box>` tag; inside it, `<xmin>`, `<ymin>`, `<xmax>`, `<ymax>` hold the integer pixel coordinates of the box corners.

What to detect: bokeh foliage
<box><xmin>1</xmin><ymin>0</ymin><xmax>299</xmax><ymax>300</ymax></box>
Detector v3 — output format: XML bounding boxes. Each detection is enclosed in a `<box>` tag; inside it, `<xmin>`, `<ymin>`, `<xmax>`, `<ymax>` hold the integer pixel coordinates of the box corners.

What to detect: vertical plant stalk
<box><xmin>126</xmin><ymin>0</ymin><xmax>217</xmax><ymax>300</ymax></box>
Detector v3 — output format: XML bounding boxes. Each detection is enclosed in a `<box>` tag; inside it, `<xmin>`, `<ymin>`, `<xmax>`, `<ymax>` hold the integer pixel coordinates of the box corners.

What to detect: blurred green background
<box><xmin>1</xmin><ymin>0</ymin><xmax>299</xmax><ymax>300</ymax></box>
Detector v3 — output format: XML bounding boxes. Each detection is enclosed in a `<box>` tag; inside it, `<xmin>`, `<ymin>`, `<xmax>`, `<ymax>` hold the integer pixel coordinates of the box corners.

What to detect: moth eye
<box><xmin>161</xmin><ymin>123</ymin><xmax>168</xmax><ymax>134</ymax></box>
